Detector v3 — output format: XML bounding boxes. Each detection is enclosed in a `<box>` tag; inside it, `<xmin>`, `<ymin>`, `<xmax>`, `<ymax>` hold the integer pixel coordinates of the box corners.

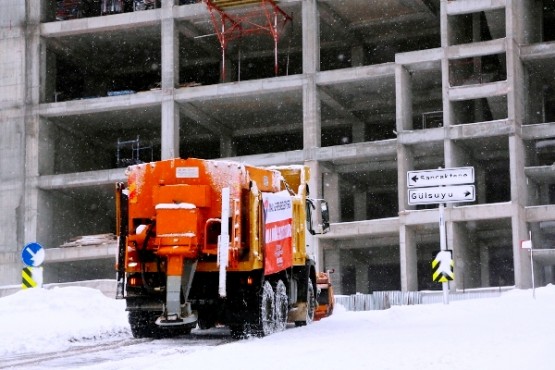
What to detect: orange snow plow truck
<box><xmin>115</xmin><ymin>158</ymin><xmax>330</xmax><ymax>338</ymax></box>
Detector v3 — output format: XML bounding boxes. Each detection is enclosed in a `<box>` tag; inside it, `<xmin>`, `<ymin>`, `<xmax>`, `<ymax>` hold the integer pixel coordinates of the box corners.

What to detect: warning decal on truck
<box><xmin>262</xmin><ymin>191</ymin><xmax>293</xmax><ymax>275</ymax></box>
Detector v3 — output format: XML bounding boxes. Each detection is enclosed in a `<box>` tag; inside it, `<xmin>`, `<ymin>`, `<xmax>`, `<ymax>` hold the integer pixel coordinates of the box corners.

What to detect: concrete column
<box><xmin>25</xmin><ymin>1</ymin><xmax>41</xmax><ymax>244</ymax></box>
<box><xmin>395</xmin><ymin>64</ymin><xmax>413</xmax><ymax>131</ymax></box>
<box><xmin>352</xmin><ymin>122</ymin><xmax>365</xmax><ymax>143</ymax></box>
<box><xmin>395</xmin><ymin>62</ymin><xmax>414</xmax><ymax>230</ymax></box>
<box><xmin>351</xmin><ymin>45</ymin><xmax>365</xmax><ymax>67</ymax></box>
<box><xmin>451</xmin><ymin>222</ymin><xmax>481</xmax><ymax>289</ymax></box>
<box><xmin>440</xmin><ymin>1</ymin><xmax>454</xmax><ymax>129</ymax></box>
<box><xmin>399</xmin><ymin>223</ymin><xmax>417</xmax><ymax>291</ymax></box>
<box><xmin>8</xmin><ymin>0</ymin><xmax>41</xmax><ymax>285</ymax></box>
<box><xmin>322</xmin><ymin>170</ymin><xmax>340</xmax><ymax>223</ymax></box>
<box><xmin>480</xmin><ymin>244</ymin><xmax>491</xmax><ymax>286</ymax></box>
<box><xmin>162</xmin><ymin>0</ymin><xmax>178</xmax><ymax>89</ymax></box>
<box><xmin>161</xmin><ymin>0</ymin><xmax>179</xmax><ymax>160</ymax></box>
<box><xmin>396</xmin><ymin>145</ymin><xmax>413</xmax><ymax>212</ymax></box>
<box><xmin>353</xmin><ymin>187</ymin><xmax>367</xmax><ymax>221</ymax></box>
<box><xmin>510</xmin><ymin>137</ymin><xmax>533</xmax><ymax>288</ymax></box>
<box><xmin>220</xmin><ymin>135</ymin><xmax>236</xmax><ymax>158</ymax></box>
<box><xmin>303</xmin><ymin>74</ymin><xmax>320</xmax><ymax>149</ymax></box>
<box><xmin>507</xmin><ymin>1</ymin><xmax>532</xmax><ymax>289</ymax></box>
<box><xmin>161</xmin><ymin>99</ymin><xmax>180</xmax><ymax>159</ymax></box>
<box><xmin>355</xmin><ymin>256</ymin><xmax>369</xmax><ymax>293</ymax></box>
<box><xmin>302</xmin><ymin>0</ymin><xmax>319</xmax><ymax>75</ymax></box>
<box><xmin>323</xmin><ymin>247</ymin><xmax>342</xmax><ymax>294</ymax></box>
<box><xmin>475</xmin><ymin>168</ymin><xmax>487</xmax><ymax>204</ymax></box>
<box><xmin>306</xmin><ymin>160</ymin><xmax>321</xmax><ymax>269</ymax></box>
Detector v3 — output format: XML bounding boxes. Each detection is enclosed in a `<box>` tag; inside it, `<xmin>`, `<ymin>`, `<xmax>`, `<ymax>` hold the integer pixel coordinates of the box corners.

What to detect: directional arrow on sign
<box><xmin>407</xmin><ymin>167</ymin><xmax>474</xmax><ymax>188</ymax></box>
<box><xmin>408</xmin><ymin>185</ymin><xmax>476</xmax><ymax>205</ymax></box>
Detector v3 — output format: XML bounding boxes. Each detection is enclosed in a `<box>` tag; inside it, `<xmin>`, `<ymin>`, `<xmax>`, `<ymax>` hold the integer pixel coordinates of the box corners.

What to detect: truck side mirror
<box><xmin>307</xmin><ymin>198</ymin><xmax>330</xmax><ymax>235</ymax></box>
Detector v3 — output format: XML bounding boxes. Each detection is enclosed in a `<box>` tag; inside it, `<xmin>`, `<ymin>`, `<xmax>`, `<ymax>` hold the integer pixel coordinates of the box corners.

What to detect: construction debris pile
<box><xmin>60</xmin><ymin>234</ymin><xmax>117</xmax><ymax>248</ymax></box>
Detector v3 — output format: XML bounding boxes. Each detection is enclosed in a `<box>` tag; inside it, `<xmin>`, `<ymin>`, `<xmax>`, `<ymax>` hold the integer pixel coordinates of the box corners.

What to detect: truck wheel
<box><xmin>258</xmin><ymin>281</ymin><xmax>275</xmax><ymax>336</ymax></box>
<box><xmin>129</xmin><ymin>311</ymin><xmax>157</xmax><ymax>338</ymax></box>
<box><xmin>274</xmin><ymin>280</ymin><xmax>288</xmax><ymax>332</ymax></box>
<box><xmin>295</xmin><ymin>278</ymin><xmax>315</xmax><ymax>327</ymax></box>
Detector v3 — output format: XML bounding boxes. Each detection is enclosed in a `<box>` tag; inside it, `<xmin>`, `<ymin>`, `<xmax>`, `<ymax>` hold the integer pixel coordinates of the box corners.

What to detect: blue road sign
<box><xmin>22</xmin><ymin>242</ymin><xmax>45</xmax><ymax>267</ymax></box>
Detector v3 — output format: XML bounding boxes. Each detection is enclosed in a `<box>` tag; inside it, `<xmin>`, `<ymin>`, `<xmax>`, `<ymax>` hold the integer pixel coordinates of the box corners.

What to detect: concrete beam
<box><xmin>319</xmin><ymin>218</ymin><xmax>399</xmax><ymax>240</ymax></box>
<box><xmin>39</xmin><ymin>91</ymin><xmax>162</xmax><ymax>117</ymax></box>
<box><xmin>44</xmin><ymin>244</ymin><xmax>117</xmax><ymax>263</ymax></box>
<box><xmin>447</xmin><ymin>38</ymin><xmax>506</xmax><ymax>59</ymax></box>
<box><xmin>395</xmin><ymin>47</ymin><xmax>442</xmax><ymax>67</ymax></box>
<box><xmin>521</xmin><ymin>123</ymin><xmax>555</xmax><ymax>140</ymax></box>
<box><xmin>448</xmin><ymin>80</ymin><xmax>509</xmax><ymax>101</ymax></box>
<box><xmin>38</xmin><ymin>168</ymin><xmax>126</xmax><ymax>190</ymax></box>
<box><xmin>316</xmin><ymin>63</ymin><xmax>395</xmax><ymax>85</ymax></box>
<box><xmin>525</xmin><ymin>166</ymin><xmax>555</xmax><ymax>183</ymax></box>
<box><xmin>526</xmin><ymin>205</ymin><xmax>555</xmax><ymax>222</ymax></box>
<box><xmin>308</xmin><ymin>139</ymin><xmax>397</xmax><ymax>162</ymax></box>
<box><xmin>448</xmin><ymin>119</ymin><xmax>514</xmax><ymax>140</ymax></box>
<box><xmin>445</xmin><ymin>0</ymin><xmax>506</xmax><ymax>16</ymax></box>
<box><xmin>175</xmin><ymin>75</ymin><xmax>303</xmax><ymax>102</ymax></box>
<box><xmin>399</xmin><ymin>127</ymin><xmax>444</xmax><ymax>144</ymax></box>
<box><xmin>449</xmin><ymin>202</ymin><xmax>514</xmax><ymax>221</ymax></box>
<box><xmin>40</xmin><ymin>10</ymin><xmax>161</xmax><ymax>37</ymax></box>
<box><xmin>521</xmin><ymin>42</ymin><xmax>555</xmax><ymax>61</ymax></box>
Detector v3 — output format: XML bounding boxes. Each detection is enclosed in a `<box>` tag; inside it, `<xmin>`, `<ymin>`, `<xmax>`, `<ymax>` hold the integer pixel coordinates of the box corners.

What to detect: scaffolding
<box><xmin>203</xmin><ymin>0</ymin><xmax>292</xmax><ymax>81</ymax></box>
<box><xmin>116</xmin><ymin>136</ymin><xmax>153</xmax><ymax>167</ymax></box>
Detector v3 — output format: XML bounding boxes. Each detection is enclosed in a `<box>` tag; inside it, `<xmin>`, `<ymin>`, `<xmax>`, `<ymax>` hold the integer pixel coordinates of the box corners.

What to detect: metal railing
<box><xmin>335</xmin><ymin>286</ymin><xmax>514</xmax><ymax>311</ymax></box>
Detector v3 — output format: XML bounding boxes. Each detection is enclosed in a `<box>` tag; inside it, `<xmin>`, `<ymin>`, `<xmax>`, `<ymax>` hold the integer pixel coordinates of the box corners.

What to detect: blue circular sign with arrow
<box><xmin>21</xmin><ymin>242</ymin><xmax>45</xmax><ymax>267</ymax></box>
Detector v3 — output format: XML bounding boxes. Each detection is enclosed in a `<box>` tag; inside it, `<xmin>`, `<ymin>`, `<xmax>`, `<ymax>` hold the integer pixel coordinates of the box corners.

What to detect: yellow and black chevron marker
<box><xmin>432</xmin><ymin>250</ymin><xmax>454</xmax><ymax>283</ymax></box>
<box><xmin>22</xmin><ymin>267</ymin><xmax>37</xmax><ymax>289</ymax></box>
<box><xmin>22</xmin><ymin>267</ymin><xmax>43</xmax><ymax>289</ymax></box>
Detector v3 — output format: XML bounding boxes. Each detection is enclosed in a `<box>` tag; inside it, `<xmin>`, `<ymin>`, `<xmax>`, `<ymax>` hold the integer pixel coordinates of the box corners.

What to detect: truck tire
<box><xmin>129</xmin><ymin>311</ymin><xmax>192</xmax><ymax>338</ymax></box>
<box><xmin>295</xmin><ymin>278</ymin><xmax>315</xmax><ymax>327</ymax></box>
<box><xmin>256</xmin><ymin>281</ymin><xmax>275</xmax><ymax>336</ymax></box>
<box><xmin>274</xmin><ymin>280</ymin><xmax>288</xmax><ymax>332</ymax></box>
<box><xmin>129</xmin><ymin>311</ymin><xmax>158</xmax><ymax>338</ymax></box>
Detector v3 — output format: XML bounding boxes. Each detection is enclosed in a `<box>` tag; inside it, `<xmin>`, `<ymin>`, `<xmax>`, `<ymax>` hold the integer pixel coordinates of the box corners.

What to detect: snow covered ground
<box><xmin>1</xmin><ymin>285</ymin><xmax>554</xmax><ymax>370</ymax></box>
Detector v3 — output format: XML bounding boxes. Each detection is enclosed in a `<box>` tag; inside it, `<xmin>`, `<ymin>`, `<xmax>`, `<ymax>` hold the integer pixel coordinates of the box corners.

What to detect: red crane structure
<box><xmin>203</xmin><ymin>0</ymin><xmax>292</xmax><ymax>81</ymax></box>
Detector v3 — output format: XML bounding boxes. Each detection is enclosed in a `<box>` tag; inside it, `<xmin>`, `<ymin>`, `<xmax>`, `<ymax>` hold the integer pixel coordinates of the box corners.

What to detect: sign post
<box><xmin>439</xmin><ymin>203</ymin><xmax>449</xmax><ymax>304</ymax></box>
<box><xmin>407</xmin><ymin>167</ymin><xmax>475</xmax><ymax>304</ymax></box>
<box><xmin>521</xmin><ymin>231</ymin><xmax>535</xmax><ymax>299</ymax></box>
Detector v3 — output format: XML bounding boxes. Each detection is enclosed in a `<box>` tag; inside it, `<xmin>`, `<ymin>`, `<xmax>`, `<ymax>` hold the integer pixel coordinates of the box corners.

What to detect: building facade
<box><xmin>1</xmin><ymin>0</ymin><xmax>555</xmax><ymax>293</ymax></box>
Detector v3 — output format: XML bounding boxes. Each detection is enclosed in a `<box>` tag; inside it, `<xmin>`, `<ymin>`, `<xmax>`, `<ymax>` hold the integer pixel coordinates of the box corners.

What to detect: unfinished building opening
<box><xmin>449</xmin><ymin>53</ymin><xmax>507</xmax><ymax>87</ymax></box>
<box><xmin>409</xmin><ymin>65</ymin><xmax>443</xmax><ymax>130</ymax></box>
<box><xmin>338</xmin><ymin>167</ymin><xmax>398</xmax><ymax>222</ymax></box>
<box><xmin>447</xmin><ymin>8</ymin><xmax>506</xmax><ymax>46</ymax></box>
<box><xmin>524</xmin><ymin>138</ymin><xmax>555</xmax><ymax>207</ymax></box>
<box><xmin>318</xmin><ymin>0</ymin><xmax>440</xmax><ymax>70</ymax></box>
<box><xmin>39</xmin><ymin>107</ymin><xmax>161</xmax><ymax>175</ymax></box>
<box><xmin>452</xmin><ymin>136</ymin><xmax>510</xmax><ymax>204</ymax></box>
<box><xmin>177</xmin><ymin>88</ymin><xmax>303</xmax><ymax>157</ymax></box>
<box><xmin>37</xmin><ymin>185</ymin><xmax>115</xmax><ymax>252</ymax></box>
<box><xmin>320</xmin><ymin>75</ymin><xmax>396</xmax><ymax>146</ymax></box>
<box><xmin>43</xmin><ymin>0</ymin><xmax>163</xmax><ymax>23</ymax></box>
<box><xmin>523</xmin><ymin>57</ymin><xmax>555</xmax><ymax>125</ymax></box>
<box><xmin>542</xmin><ymin>1</ymin><xmax>555</xmax><ymax>42</ymax></box>
<box><xmin>451</xmin><ymin>95</ymin><xmax>508</xmax><ymax>125</ymax></box>
<box><xmin>177</xmin><ymin>1</ymin><xmax>300</xmax><ymax>84</ymax></box>
<box><xmin>42</xmin><ymin>26</ymin><xmax>161</xmax><ymax>103</ymax></box>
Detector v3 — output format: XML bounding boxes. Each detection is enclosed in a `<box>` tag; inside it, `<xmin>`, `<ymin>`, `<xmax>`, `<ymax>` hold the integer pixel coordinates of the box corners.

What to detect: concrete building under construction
<box><xmin>1</xmin><ymin>0</ymin><xmax>555</xmax><ymax>294</ymax></box>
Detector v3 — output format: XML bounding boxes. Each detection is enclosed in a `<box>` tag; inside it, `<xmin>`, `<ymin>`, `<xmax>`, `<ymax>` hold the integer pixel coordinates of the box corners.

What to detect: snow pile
<box><xmin>1</xmin><ymin>285</ymin><xmax>554</xmax><ymax>370</ymax></box>
<box><xmin>0</xmin><ymin>286</ymin><xmax>130</xmax><ymax>357</ymax></box>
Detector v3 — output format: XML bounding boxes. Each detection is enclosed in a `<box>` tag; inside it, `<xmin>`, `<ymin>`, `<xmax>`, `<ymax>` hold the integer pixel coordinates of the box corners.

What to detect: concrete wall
<box><xmin>0</xmin><ymin>0</ymin><xmax>29</xmax><ymax>285</ymax></box>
